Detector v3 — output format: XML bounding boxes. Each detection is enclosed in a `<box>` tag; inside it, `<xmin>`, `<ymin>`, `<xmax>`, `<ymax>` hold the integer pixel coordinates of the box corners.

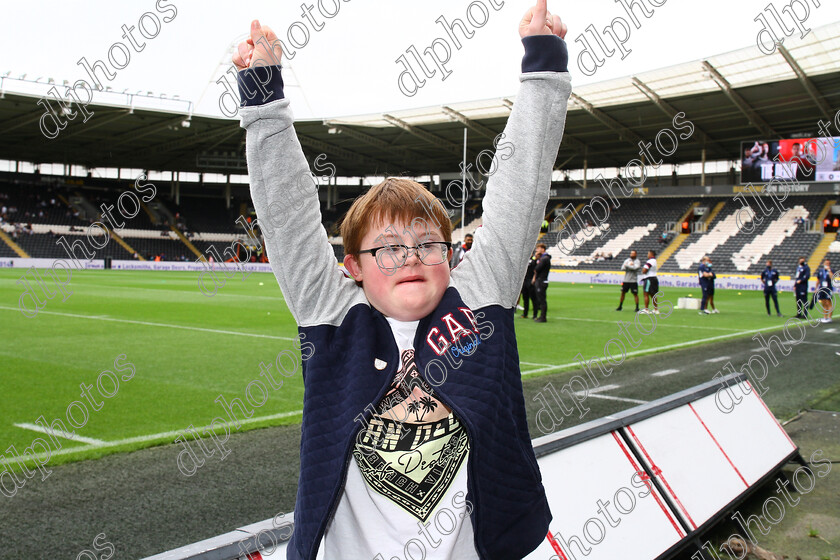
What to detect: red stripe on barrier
<box><xmin>744</xmin><ymin>380</ymin><xmax>796</xmax><ymax>448</ymax></box>
<box><xmin>611</xmin><ymin>431</ymin><xmax>685</xmax><ymax>537</ymax></box>
<box><xmin>546</xmin><ymin>531</ymin><xmax>569</xmax><ymax>560</ymax></box>
<box><xmin>625</xmin><ymin>425</ymin><xmax>697</xmax><ymax>530</ymax></box>
<box><xmin>688</xmin><ymin>402</ymin><xmax>749</xmax><ymax>488</ymax></box>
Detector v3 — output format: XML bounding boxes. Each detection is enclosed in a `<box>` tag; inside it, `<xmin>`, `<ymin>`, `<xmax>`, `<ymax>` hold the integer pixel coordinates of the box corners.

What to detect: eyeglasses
<box><xmin>359</xmin><ymin>241</ymin><xmax>452</xmax><ymax>273</ymax></box>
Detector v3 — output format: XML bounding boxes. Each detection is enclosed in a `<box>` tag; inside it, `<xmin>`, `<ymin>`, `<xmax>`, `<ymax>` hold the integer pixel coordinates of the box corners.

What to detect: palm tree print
<box><xmin>406</xmin><ymin>400</ymin><xmax>422</xmax><ymax>421</ymax></box>
<box><xmin>418</xmin><ymin>396</ymin><xmax>438</xmax><ymax>420</ymax></box>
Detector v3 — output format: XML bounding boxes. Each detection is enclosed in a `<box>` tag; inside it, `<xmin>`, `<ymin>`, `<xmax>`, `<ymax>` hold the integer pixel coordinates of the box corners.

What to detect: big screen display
<box><xmin>740</xmin><ymin>137</ymin><xmax>840</xmax><ymax>183</ymax></box>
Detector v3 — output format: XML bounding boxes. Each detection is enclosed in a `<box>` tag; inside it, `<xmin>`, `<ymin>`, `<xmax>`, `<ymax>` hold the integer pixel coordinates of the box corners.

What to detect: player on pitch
<box><xmin>233</xmin><ymin>3</ymin><xmax>570</xmax><ymax>558</ymax></box>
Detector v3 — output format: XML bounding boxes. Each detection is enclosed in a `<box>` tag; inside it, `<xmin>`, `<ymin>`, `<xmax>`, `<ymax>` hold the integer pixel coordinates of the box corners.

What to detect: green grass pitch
<box><xmin>0</xmin><ymin>268</ymin><xmax>800</xmax><ymax>471</ymax></box>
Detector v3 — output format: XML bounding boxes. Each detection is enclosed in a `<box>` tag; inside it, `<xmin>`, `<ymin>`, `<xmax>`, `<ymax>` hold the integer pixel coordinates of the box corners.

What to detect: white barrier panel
<box><xmin>688</xmin><ymin>381</ymin><xmax>797</xmax><ymax>486</ymax></box>
<box><xmin>525</xmin><ymin>432</ymin><xmax>686</xmax><ymax>560</ymax></box>
<box><xmin>622</xmin><ymin>407</ymin><xmax>749</xmax><ymax>532</ymax></box>
<box><xmin>546</xmin><ymin>270</ymin><xmax>792</xmax><ymax>292</ymax></box>
<box><xmin>620</xmin><ymin>382</ymin><xmax>796</xmax><ymax>531</ymax></box>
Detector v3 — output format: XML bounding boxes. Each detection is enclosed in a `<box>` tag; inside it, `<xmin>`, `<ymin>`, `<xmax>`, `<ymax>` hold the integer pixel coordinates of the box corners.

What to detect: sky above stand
<box><xmin>2</xmin><ymin>0</ymin><xmax>839</xmax><ymax>121</ymax></box>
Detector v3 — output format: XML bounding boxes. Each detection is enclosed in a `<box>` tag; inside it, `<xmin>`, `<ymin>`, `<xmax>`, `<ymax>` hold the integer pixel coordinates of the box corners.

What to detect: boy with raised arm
<box><xmin>233</xmin><ymin>3</ymin><xmax>571</xmax><ymax>558</ymax></box>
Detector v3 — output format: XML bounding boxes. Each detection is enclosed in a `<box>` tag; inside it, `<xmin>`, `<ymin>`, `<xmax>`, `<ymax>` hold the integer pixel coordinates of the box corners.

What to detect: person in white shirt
<box><xmin>616</xmin><ymin>250</ymin><xmax>640</xmax><ymax>312</ymax></box>
<box><xmin>639</xmin><ymin>250</ymin><xmax>659</xmax><ymax>314</ymax></box>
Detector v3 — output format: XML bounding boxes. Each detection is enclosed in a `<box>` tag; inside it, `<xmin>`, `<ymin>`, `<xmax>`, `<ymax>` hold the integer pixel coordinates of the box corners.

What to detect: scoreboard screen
<box><xmin>740</xmin><ymin>137</ymin><xmax>840</xmax><ymax>183</ymax></box>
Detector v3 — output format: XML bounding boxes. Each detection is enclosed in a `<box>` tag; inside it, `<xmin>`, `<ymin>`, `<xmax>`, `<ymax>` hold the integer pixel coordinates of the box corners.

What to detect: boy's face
<box><xmin>344</xmin><ymin>218</ymin><xmax>451</xmax><ymax>322</ymax></box>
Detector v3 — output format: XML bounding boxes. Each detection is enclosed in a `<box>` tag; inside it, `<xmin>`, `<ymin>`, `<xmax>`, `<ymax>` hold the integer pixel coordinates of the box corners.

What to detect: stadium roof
<box><xmin>2</xmin><ymin>22</ymin><xmax>839</xmax><ymax>178</ymax></box>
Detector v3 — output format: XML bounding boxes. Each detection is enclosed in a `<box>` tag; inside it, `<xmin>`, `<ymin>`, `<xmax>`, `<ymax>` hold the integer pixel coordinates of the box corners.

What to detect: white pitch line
<box><xmin>704</xmin><ymin>356</ymin><xmax>731</xmax><ymax>363</ymax></box>
<box><xmin>0</xmin><ymin>306</ymin><xmax>296</xmax><ymax>341</ymax></box>
<box><xmin>651</xmin><ymin>368</ymin><xmax>680</xmax><ymax>377</ymax></box>
<box><xmin>14</xmin><ymin>423</ymin><xmax>105</xmax><ymax>445</ymax></box>
<box><xmin>1</xmin><ymin>409</ymin><xmax>304</xmax><ymax>467</ymax></box>
<box><xmin>521</xmin><ymin>323</ymin><xmax>800</xmax><ymax>377</ymax></box>
<box><xmin>801</xmin><ymin>341</ymin><xmax>840</xmax><ymax>348</ymax></box>
<box><xmin>585</xmin><ymin>384</ymin><xmax>622</xmax><ymax>394</ymax></box>
<box><xmin>550</xmin><ymin>315</ymin><xmax>742</xmax><ymax>332</ymax></box>
<box><xmin>584</xmin><ymin>394</ymin><xmax>649</xmax><ymax>404</ymax></box>
<box><xmin>824</xmin><ymin>328</ymin><xmax>837</xmax><ymax>333</ymax></box>
<box><xmin>76</xmin><ymin>282</ymin><xmax>287</xmax><ymax>302</ymax></box>
<box><xmin>520</xmin><ymin>361</ymin><xmax>555</xmax><ymax>367</ymax></box>
<box><xmin>571</xmin><ymin>384</ymin><xmax>648</xmax><ymax>404</ymax></box>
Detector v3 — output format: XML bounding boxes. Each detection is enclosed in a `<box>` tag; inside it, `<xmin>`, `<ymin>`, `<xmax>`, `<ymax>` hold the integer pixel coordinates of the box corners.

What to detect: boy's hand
<box><xmin>233</xmin><ymin>20</ymin><xmax>283</xmax><ymax>71</ymax></box>
<box><xmin>519</xmin><ymin>0</ymin><xmax>567</xmax><ymax>39</ymax></box>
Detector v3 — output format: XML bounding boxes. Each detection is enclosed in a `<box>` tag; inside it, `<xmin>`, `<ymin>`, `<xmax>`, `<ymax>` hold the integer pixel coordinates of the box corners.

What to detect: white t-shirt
<box><xmin>317</xmin><ymin>317</ymin><xmax>478</xmax><ymax>560</ymax></box>
<box><xmin>640</xmin><ymin>258</ymin><xmax>657</xmax><ymax>280</ymax></box>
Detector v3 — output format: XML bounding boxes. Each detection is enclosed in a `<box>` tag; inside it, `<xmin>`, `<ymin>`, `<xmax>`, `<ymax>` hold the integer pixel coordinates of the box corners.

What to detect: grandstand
<box><xmin>533</xmin><ymin>192</ymin><xmax>840</xmax><ymax>278</ymax></box>
<box><xmin>3</xmin><ymin>167</ymin><xmax>837</xmax><ymax>274</ymax></box>
<box><xmin>542</xmin><ymin>197</ymin><xmax>694</xmax><ymax>268</ymax></box>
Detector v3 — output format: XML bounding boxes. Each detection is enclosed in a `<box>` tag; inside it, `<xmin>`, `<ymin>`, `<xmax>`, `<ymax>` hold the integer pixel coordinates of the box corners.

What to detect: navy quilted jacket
<box><xmin>237</xmin><ymin>34</ymin><xmax>571</xmax><ymax>560</ymax></box>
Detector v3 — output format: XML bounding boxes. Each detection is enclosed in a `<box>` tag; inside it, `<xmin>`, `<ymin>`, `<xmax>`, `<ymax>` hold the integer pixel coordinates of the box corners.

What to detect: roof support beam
<box><xmin>560</xmin><ymin>132</ymin><xmax>589</xmax><ymax>153</ymax></box>
<box><xmin>440</xmin><ymin>106</ymin><xmax>497</xmax><ymax>141</ymax></box>
<box><xmin>58</xmin><ymin>110</ymin><xmax>132</xmax><ymax>141</ymax></box>
<box><xmin>83</xmin><ymin>116</ymin><xmax>186</xmax><ymax>151</ymax></box>
<box><xmin>382</xmin><ymin>114</ymin><xmax>477</xmax><ymax>161</ymax></box>
<box><xmin>498</xmin><ymin>99</ymin><xmax>595</xmax><ymax>159</ymax></box>
<box><xmin>297</xmin><ymin>134</ymin><xmax>392</xmax><ymax>172</ymax></box>
<box><xmin>569</xmin><ymin>93</ymin><xmax>645</xmax><ymax>147</ymax></box>
<box><xmin>322</xmin><ymin>122</ymin><xmax>419</xmax><ymax>161</ymax></box>
<box><xmin>204</xmin><ymin>128</ymin><xmax>244</xmax><ymax>153</ymax></box>
<box><xmin>0</xmin><ymin>111</ymin><xmax>47</xmax><ymax>134</ymax></box>
<box><xmin>149</xmin><ymin>126</ymin><xmax>237</xmax><ymax>155</ymax></box>
<box><xmin>631</xmin><ymin>77</ymin><xmax>727</xmax><ymax>156</ymax></box>
<box><xmin>701</xmin><ymin>60</ymin><xmax>777</xmax><ymax>138</ymax></box>
<box><xmin>777</xmin><ymin>44</ymin><xmax>833</xmax><ymax>121</ymax></box>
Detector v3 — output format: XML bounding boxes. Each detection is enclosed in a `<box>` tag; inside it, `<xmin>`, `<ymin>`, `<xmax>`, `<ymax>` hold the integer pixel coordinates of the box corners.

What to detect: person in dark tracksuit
<box><xmin>794</xmin><ymin>257</ymin><xmax>811</xmax><ymax>319</ymax></box>
<box><xmin>706</xmin><ymin>257</ymin><xmax>718</xmax><ymax>312</ymax></box>
<box><xmin>698</xmin><ymin>256</ymin><xmax>713</xmax><ymax>315</ymax></box>
<box><xmin>520</xmin><ymin>251</ymin><xmax>537</xmax><ymax>319</ymax></box>
<box><xmin>761</xmin><ymin>260</ymin><xmax>782</xmax><ymax>317</ymax></box>
<box><xmin>533</xmin><ymin>243</ymin><xmax>551</xmax><ymax>323</ymax></box>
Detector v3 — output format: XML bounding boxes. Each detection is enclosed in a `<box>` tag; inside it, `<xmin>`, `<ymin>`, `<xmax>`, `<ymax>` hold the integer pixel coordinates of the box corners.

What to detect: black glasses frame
<box><xmin>358</xmin><ymin>241</ymin><xmax>453</xmax><ymax>269</ymax></box>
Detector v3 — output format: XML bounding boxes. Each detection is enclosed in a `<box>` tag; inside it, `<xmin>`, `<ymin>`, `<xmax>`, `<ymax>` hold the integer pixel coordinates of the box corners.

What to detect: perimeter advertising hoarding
<box><xmin>740</xmin><ymin>137</ymin><xmax>840</xmax><ymax>183</ymax></box>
